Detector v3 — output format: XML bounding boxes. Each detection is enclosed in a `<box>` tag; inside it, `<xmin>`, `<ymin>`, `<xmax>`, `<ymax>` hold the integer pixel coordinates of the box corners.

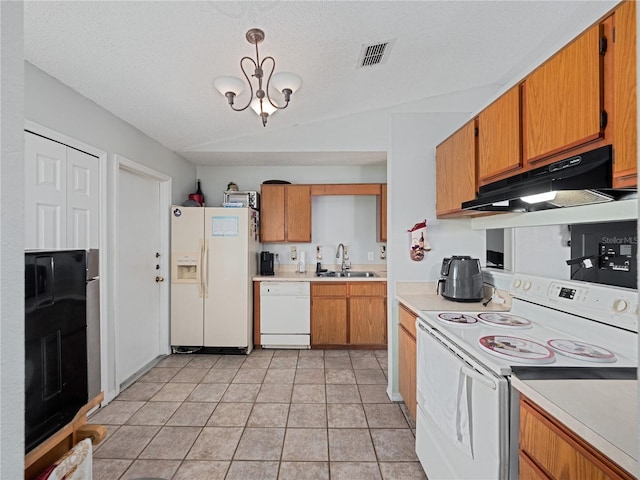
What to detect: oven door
<box><xmin>416</xmin><ymin>320</ymin><xmax>510</xmax><ymax>480</ymax></box>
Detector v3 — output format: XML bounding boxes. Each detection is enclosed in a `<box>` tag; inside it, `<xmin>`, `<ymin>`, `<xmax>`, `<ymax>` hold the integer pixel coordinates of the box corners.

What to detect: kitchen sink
<box><xmin>317</xmin><ymin>271</ymin><xmax>379</xmax><ymax>278</ymax></box>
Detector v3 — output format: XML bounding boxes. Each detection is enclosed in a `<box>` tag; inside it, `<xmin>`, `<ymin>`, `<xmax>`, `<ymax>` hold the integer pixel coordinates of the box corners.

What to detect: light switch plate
<box><xmin>367</xmin><ymin>251</ymin><xmax>374</xmax><ymax>261</ymax></box>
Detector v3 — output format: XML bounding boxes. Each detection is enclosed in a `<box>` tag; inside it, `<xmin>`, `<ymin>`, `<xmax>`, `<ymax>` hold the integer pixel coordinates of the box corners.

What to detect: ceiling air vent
<box><xmin>357</xmin><ymin>39</ymin><xmax>395</xmax><ymax>68</ymax></box>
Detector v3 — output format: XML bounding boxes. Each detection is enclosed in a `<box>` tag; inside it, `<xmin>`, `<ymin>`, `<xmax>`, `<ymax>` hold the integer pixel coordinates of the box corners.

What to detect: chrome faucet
<box><xmin>336</xmin><ymin>243</ymin><xmax>351</xmax><ymax>271</ymax></box>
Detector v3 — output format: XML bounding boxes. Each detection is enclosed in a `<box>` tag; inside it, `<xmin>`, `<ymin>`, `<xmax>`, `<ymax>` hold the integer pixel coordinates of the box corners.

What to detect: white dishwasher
<box><xmin>260</xmin><ymin>282</ymin><xmax>310</xmax><ymax>348</ymax></box>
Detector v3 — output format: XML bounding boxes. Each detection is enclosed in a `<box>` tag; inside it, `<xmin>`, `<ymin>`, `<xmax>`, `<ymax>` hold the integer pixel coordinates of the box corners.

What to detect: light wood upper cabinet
<box><xmin>378</xmin><ymin>183</ymin><xmax>387</xmax><ymax>242</ymax></box>
<box><xmin>260</xmin><ymin>184</ymin><xmax>286</xmax><ymax>242</ymax></box>
<box><xmin>286</xmin><ymin>185</ymin><xmax>312</xmax><ymax>242</ymax></box>
<box><xmin>478</xmin><ymin>86</ymin><xmax>522</xmax><ymax>184</ymax></box>
<box><xmin>523</xmin><ymin>24</ymin><xmax>603</xmax><ymax>165</ymax></box>
<box><xmin>436</xmin><ymin>120</ymin><xmax>477</xmax><ymax>217</ymax></box>
<box><xmin>260</xmin><ymin>184</ymin><xmax>311</xmax><ymax>243</ymax></box>
<box><xmin>613</xmin><ymin>0</ymin><xmax>637</xmax><ymax>187</ymax></box>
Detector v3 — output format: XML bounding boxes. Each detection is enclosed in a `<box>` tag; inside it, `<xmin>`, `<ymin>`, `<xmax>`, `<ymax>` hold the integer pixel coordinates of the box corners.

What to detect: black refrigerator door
<box><xmin>25</xmin><ymin>250</ymin><xmax>88</xmax><ymax>453</ymax></box>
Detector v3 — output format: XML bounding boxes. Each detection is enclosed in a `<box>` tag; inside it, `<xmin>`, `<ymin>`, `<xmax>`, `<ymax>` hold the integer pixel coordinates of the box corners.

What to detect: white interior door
<box><xmin>66</xmin><ymin>147</ymin><xmax>99</xmax><ymax>248</ymax></box>
<box><xmin>117</xmin><ymin>168</ymin><xmax>162</xmax><ymax>384</ymax></box>
<box><xmin>25</xmin><ymin>132</ymin><xmax>68</xmax><ymax>249</ymax></box>
<box><xmin>25</xmin><ymin>131</ymin><xmax>99</xmax><ymax>249</ymax></box>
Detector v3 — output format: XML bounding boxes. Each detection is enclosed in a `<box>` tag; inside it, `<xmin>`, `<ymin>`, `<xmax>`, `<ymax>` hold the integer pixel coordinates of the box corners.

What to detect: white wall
<box><xmin>0</xmin><ymin>2</ymin><xmax>25</xmax><ymax>477</ymax></box>
<box><xmin>196</xmin><ymin>164</ymin><xmax>387</xmax><ymax>268</ymax></box>
<box><xmin>512</xmin><ymin>225</ymin><xmax>571</xmax><ymax>278</ymax></box>
<box><xmin>387</xmin><ymin>112</ymin><xmax>487</xmax><ymax>398</ymax></box>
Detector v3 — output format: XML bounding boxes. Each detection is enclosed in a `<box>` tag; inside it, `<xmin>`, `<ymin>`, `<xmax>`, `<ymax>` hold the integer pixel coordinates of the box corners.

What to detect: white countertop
<box><xmin>512</xmin><ymin>376</ymin><xmax>638</xmax><ymax>477</ymax></box>
<box><xmin>396</xmin><ymin>282</ymin><xmax>511</xmax><ymax>313</ymax></box>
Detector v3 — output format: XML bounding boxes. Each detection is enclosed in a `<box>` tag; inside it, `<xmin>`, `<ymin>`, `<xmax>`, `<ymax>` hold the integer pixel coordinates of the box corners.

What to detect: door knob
<box><xmin>155</xmin><ymin>276</ymin><xmax>165</xmax><ymax>283</ymax></box>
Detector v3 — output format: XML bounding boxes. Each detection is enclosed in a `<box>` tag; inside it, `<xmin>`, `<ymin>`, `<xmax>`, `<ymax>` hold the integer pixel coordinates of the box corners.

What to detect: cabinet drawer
<box><xmin>312</xmin><ymin>283</ymin><xmax>347</xmax><ymax>297</ymax></box>
<box><xmin>349</xmin><ymin>282</ymin><xmax>386</xmax><ymax>297</ymax></box>
<box><xmin>520</xmin><ymin>399</ymin><xmax>633</xmax><ymax>480</ymax></box>
<box><xmin>519</xmin><ymin>451</ymin><xmax>551</xmax><ymax>480</ymax></box>
<box><xmin>398</xmin><ymin>303</ymin><xmax>417</xmax><ymax>338</ymax></box>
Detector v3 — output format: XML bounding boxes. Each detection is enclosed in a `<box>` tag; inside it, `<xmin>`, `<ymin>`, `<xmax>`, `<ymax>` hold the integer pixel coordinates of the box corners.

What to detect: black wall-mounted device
<box><xmin>570</xmin><ymin>221</ymin><xmax>637</xmax><ymax>289</ymax></box>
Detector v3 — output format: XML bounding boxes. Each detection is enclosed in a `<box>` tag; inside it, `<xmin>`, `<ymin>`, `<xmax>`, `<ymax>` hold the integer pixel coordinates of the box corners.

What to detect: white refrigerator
<box><xmin>170</xmin><ymin>206</ymin><xmax>259</xmax><ymax>353</ymax></box>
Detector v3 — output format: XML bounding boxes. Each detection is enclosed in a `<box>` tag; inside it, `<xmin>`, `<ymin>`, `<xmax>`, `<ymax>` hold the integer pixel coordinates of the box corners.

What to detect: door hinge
<box><xmin>599</xmin><ymin>37</ymin><xmax>607</xmax><ymax>55</ymax></box>
<box><xmin>600</xmin><ymin>110</ymin><xmax>608</xmax><ymax>129</ymax></box>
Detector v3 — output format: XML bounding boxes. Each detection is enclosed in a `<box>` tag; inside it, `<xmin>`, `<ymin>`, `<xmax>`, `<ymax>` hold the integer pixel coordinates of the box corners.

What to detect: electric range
<box><xmin>414</xmin><ymin>273</ymin><xmax>638</xmax><ymax>480</ymax></box>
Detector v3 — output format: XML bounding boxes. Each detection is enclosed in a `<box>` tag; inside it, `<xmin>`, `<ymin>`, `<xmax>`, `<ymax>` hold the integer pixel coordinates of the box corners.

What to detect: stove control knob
<box><xmin>513</xmin><ymin>279</ymin><xmax>522</xmax><ymax>288</ymax></box>
<box><xmin>612</xmin><ymin>299</ymin><xmax>628</xmax><ymax>313</ymax></box>
<box><xmin>523</xmin><ymin>281</ymin><xmax>532</xmax><ymax>291</ymax></box>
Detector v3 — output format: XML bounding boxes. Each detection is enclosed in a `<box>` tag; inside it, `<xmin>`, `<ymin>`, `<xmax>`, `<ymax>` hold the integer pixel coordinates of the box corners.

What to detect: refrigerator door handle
<box><xmin>203</xmin><ymin>240</ymin><xmax>209</xmax><ymax>298</ymax></box>
<box><xmin>198</xmin><ymin>240</ymin><xmax>204</xmax><ymax>298</ymax></box>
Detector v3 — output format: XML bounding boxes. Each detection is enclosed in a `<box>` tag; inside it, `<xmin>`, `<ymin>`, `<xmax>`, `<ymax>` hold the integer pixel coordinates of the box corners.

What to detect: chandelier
<box><xmin>213</xmin><ymin>28</ymin><xmax>302</xmax><ymax>127</ymax></box>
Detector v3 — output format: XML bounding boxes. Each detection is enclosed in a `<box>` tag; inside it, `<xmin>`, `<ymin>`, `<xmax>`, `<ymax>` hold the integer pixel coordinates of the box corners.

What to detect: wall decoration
<box><xmin>408</xmin><ymin>219</ymin><xmax>431</xmax><ymax>261</ymax></box>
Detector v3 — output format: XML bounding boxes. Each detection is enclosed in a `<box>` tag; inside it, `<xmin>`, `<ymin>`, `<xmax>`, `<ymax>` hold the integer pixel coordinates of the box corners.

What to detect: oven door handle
<box><xmin>460</xmin><ymin>364</ymin><xmax>496</xmax><ymax>390</ymax></box>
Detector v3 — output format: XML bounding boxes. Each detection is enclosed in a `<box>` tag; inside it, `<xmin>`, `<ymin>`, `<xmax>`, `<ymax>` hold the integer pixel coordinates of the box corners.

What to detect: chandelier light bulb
<box><xmin>251</xmin><ymin>97</ymin><xmax>277</xmax><ymax>116</ymax></box>
<box><xmin>213</xmin><ymin>75</ymin><xmax>245</xmax><ymax>97</ymax></box>
<box><xmin>271</xmin><ymin>72</ymin><xmax>302</xmax><ymax>94</ymax></box>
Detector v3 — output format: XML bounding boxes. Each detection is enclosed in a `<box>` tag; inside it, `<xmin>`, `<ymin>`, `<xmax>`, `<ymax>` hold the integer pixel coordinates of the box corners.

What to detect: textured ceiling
<box><xmin>24</xmin><ymin>1</ymin><xmax>617</xmax><ymax>165</ymax></box>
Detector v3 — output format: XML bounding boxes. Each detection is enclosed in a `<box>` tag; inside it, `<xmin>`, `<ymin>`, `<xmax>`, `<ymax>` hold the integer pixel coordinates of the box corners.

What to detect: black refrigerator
<box><xmin>25</xmin><ymin>250</ymin><xmax>89</xmax><ymax>453</ymax></box>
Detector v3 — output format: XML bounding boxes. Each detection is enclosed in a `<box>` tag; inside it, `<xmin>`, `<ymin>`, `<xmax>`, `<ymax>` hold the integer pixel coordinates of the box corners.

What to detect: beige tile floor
<box><xmin>90</xmin><ymin>348</ymin><xmax>427</xmax><ymax>480</ymax></box>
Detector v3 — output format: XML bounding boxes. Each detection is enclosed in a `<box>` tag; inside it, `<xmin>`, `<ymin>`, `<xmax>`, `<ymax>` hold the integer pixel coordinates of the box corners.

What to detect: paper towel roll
<box><xmin>298</xmin><ymin>251</ymin><xmax>306</xmax><ymax>273</ymax></box>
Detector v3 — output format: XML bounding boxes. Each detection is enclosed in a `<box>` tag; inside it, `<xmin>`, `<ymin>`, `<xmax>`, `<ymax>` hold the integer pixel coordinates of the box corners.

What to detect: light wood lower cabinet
<box><xmin>311</xmin><ymin>281</ymin><xmax>387</xmax><ymax>348</ymax></box>
<box><xmin>398</xmin><ymin>303</ymin><xmax>417</xmax><ymax>420</ymax></box>
<box><xmin>311</xmin><ymin>283</ymin><xmax>348</xmax><ymax>345</ymax></box>
<box><xmin>519</xmin><ymin>396</ymin><xmax>635</xmax><ymax>480</ymax></box>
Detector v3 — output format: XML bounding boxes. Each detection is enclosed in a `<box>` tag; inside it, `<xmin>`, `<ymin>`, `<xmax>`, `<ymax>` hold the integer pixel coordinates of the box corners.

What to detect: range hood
<box><xmin>462</xmin><ymin>145</ymin><xmax>636</xmax><ymax>212</ymax></box>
